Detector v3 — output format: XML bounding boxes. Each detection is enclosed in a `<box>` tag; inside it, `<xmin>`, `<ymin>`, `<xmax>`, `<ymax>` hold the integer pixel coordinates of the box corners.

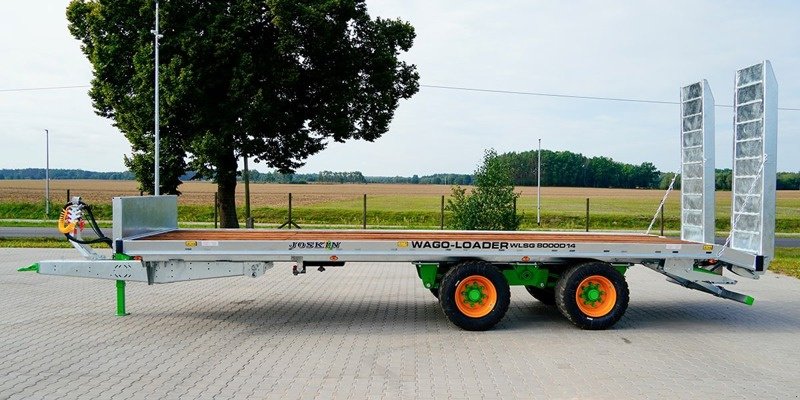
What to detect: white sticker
<box><xmin>200</xmin><ymin>241</ymin><xmax>219</xmax><ymax>247</ymax></box>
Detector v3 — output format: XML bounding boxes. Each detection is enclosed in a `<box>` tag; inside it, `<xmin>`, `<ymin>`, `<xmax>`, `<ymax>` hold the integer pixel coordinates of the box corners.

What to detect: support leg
<box><xmin>116</xmin><ymin>280</ymin><xmax>130</xmax><ymax>316</ymax></box>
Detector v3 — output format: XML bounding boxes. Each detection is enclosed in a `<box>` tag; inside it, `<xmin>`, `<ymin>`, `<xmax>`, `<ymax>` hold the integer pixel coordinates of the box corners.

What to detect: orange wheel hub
<box><xmin>455</xmin><ymin>275</ymin><xmax>497</xmax><ymax>318</ymax></box>
<box><xmin>575</xmin><ymin>275</ymin><xmax>617</xmax><ymax>317</ymax></box>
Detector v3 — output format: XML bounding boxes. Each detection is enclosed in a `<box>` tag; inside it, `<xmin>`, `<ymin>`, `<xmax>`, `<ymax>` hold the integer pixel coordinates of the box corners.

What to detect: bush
<box><xmin>447</xmin><ymin>149</ymin><xmax>520</xmax><ymax>230</ymax></box>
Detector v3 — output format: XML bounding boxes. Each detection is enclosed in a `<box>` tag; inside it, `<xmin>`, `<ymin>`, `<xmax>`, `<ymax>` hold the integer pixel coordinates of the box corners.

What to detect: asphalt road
<box><xmin>2</xmin><ymin>226</ymin><xmax>799</xmax><ymax>247</ymax></box>
<box><xmin>0</xmin><ymin>226</ymin><xmax>108</xmax><ymax>239</ymax></box>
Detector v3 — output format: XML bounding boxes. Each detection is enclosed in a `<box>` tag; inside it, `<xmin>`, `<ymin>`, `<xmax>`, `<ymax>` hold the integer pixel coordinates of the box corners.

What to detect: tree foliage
<box><xmin>497</xmin><ymin>149</ymin><xmax>660</xmax><ymax>189</ymax></box>
<box><xmin>0</xmin><ymin>169</ymin><xmax>134</xmax><ymax>180</ymax></box>
<box><xmin>776</xmin><ymin>172</ymin><xmax>800</xmax><ymax>190</ymax></box>
<box><xmin>66</xmin><ymin>0</ymin><xmax>419</xmax><ymax>227</ymax></box>
<box><xmin>446</xmin><ymin>149</ymin><xmax>520</xmax><ymax>231</ymax></box>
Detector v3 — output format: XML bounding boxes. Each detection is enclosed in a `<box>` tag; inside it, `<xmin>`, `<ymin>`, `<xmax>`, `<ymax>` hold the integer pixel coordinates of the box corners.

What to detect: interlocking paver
<box><xmin>2</xmin><ymin>248</ymin><xmax>800</xmax><ymax>399</ymax></box>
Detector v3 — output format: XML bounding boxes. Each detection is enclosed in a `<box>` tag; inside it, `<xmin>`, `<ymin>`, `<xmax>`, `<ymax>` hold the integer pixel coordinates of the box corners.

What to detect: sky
<box><xmin>1</xmin><ymin>0</ymin><xmax>798</xmax><ymax>176</ymax></box>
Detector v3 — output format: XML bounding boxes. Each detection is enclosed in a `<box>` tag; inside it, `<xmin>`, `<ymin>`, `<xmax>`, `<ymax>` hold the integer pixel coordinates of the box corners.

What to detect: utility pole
<box><xmin>537</xmin><ymin>138</ymin><xmax>541</xmax><ymax>226</ymax></box>
<box><xmin>151</xmin><ymin>0</ymin><xmax>163</xmax><ymax>195</ymax></box>
<box><xmin>45</xmin><ymin>129</ymin><xmax>50</xmax><ymax>217</ymax></box>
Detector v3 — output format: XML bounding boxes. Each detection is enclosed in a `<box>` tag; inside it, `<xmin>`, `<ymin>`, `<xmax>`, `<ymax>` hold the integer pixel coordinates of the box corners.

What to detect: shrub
<box><xmin>447</xmin><ymin>149</ymin><xmax>520</xmax><ymax>230</ymax></box>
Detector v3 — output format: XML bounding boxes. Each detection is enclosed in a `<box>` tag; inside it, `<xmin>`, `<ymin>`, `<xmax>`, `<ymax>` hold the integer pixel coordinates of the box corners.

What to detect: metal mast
<box><xmin>537</xmin><ymin>138</ymin><xmax>541</xmax><ymax>226</ymax></box>
<box><xmin>45</xmin><ymin>129</ymin><xmax>50</xmax><ymax>216</ymax></box>
<box><xmin>151</xmin><ymin>0</ymin><xmax>163</xmax><ymax>195</ymax></box>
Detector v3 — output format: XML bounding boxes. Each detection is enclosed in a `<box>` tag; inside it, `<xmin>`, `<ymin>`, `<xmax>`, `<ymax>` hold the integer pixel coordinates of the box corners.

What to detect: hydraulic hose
<box><xmin>60</xmin><ymin>201</ymin><xmax>113</xmax><ymax>248</ymax></box>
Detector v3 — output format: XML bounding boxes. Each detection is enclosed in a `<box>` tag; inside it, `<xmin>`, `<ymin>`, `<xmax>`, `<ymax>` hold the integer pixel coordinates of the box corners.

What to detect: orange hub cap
<box><xmin>455</xmin><ymin>275</ymin><xmax>497</xmax><ymax>318</ymax></box>
<box><xmin>575</xmin><ymin>275</ymin><xmax>617</xmax><ymax>317</ymax></box>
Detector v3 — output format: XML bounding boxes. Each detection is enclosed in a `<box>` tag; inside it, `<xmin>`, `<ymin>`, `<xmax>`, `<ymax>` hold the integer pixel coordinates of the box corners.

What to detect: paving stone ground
<box><xmin>1</xmin><ymin>248</ymin><xmax>800</xmax><ymax>400</ymax></box>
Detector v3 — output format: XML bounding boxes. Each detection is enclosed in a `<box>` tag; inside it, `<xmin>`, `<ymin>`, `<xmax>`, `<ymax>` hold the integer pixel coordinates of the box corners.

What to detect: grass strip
<box><xmin>771</xmin><ymin>248</ymin><xmax>800</xmax><ymax>279</ymax></box>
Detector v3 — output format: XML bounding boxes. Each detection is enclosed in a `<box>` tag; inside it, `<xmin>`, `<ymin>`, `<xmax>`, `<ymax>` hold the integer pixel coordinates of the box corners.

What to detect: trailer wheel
<box><xmin>525</xmin><ymin>286</ymin><xmax>556</xmax><ymax>305</ymax></box>
<box><xmin>439</xmin><ymin>261</ymin><xmax>510</xmax><ymax>331</ymax></box>
<box><xmin>555</xmin><ymin>262</ymin><xmax>629</xmax><ymax>330</ymax></box>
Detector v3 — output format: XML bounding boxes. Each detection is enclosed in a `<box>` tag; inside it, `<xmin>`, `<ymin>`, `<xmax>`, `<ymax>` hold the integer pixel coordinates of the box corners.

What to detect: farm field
<box><xmin>1</xmin><ymin>180</ymin><xmax>798</xmax><ymax>232</ymax></box>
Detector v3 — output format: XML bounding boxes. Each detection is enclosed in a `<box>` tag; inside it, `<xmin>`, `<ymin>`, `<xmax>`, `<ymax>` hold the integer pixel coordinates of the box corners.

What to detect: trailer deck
<box><xmin>139</xmin><ymin>229</ymin><xmax>689</xmax><ymax>244</ymax></box>
<box><xmin>122</xmin><ymin>225</ymin><xmax>751</xmax><ymax>270</ymax></box>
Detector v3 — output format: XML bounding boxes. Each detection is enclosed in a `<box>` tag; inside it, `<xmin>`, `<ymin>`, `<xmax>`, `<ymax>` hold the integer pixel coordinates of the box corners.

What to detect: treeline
<box><xmin>659</xmin><ymin>170</ymin><xmax>800</xmax><ymax>190</ymax></box>
<box><xmin>777</xmin><ymin>172</ymin><xmax>800</xmax><ymax>189</ymax></box>
<box><xmin>366</xmin><ymin>174</ymin><xmax>473</xmax><ymax>185</ymax></box>
<box><xmin>0</xmin><ymin>168</ymin><xmax>135</xmax><ymax>180</ymax></box>
<box><xmin>245</xmin><ymin>170</ymin><xmax>367</xmax><ymax>184</ymax></box>
<box><xmin>498</xmin><ymin>150</ymin><xmax>661</xmax><ymax>189</ymax></box>
<box><xmin>245</xmin><ymin>170</ymin><xmax>473</xmax><ymax>185</ymax></box>
<box><xmin>4</xmin><ymin>163</ymin><xmax>798</xmax><ymax>190</ymax></box>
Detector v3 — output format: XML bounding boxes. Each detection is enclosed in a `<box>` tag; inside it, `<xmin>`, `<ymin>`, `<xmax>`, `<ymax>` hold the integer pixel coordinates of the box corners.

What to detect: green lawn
<box><xmin>771</xmin><ymin>248</ymin><xmax>800</xmax><ymax>278</ymax></box>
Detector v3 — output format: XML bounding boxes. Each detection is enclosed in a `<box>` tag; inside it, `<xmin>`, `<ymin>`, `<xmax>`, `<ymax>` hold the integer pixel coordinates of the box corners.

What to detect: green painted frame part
<box><xmin>116</xmin><ymin>280</ymin><xmax>130</xmax><ymax>317</ymax></box>
<box><xmin>113</xmin><ymin>253</ymin><xmax>134</xmax><ymax>261</ymax></box>
<box><xmin>503</xmin><ymin>264</ymin><xmax>549</xmax><ymax>287</ymax></box>
<box><xmin>692</xmin><ymin>267</ymin><xmax>719</xmax><ymax>275</ymax></box>
<box><xmin>611</xmin><ymin>264</ymin><xmax>630</xmax><ymax>276</ymax></box>
<box><xmin>416</xmin><ymin>263</ymin><xmax>439</xmax><ymax>289</ymax></box>
<box><xmin>17</xmin><ymin>263</ymin><xmax>39</xmax><ymax>273</ymax></box>
<box><xmin>744</xmin><ymin>296</ymin><xmax>755</xmax><ymax>306</ymax></box>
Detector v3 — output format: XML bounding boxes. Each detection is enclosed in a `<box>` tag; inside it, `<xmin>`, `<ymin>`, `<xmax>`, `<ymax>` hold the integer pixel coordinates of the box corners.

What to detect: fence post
<box><xmin>440</xmin><ymin>195</ymin><xmax>445</xmax><ymax>230</ymax></box>
<box><xmin>214</xmin><ymin>192</ymin><xmax>218</xmax><ymax>229</ymax></box>
<box><xmin>585</xmin><ymin>198</ymin><xmax>590</xmax><ymax>232</ymax></box>
<box><xmin>660</xmin><ymin>204</ymin><xmax>665</xmax><ymax>236</ymax></box>
<box><xmin>66</xmin><ymin>189</ymin><xmax>70</xmax><ymax>202</ymax></box>
<box><xmin>513</xmin><ymin>197</ymin><xmax>517</xmax><ymax>220</ymax></box>
<box><xmin>278</xmin><ymin>193</ymin><xmax>300</xmax><ymax>229</ymax></box>
<box><xmin>362</xmin><ymin>194</ymin><xmax>367</xmax><ymax>229</ymax></box>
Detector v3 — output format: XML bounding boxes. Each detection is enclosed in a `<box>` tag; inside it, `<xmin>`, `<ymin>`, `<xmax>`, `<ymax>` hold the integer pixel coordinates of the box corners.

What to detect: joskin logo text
<box><xmin>288</xmin><ymin>241</ymin><xmax>341</xmax><ymax>250</ymax></box>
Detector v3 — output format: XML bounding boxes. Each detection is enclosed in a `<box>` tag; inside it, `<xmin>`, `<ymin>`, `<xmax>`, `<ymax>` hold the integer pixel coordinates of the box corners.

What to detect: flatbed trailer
<box><xmin>21</xmin><ymin>60</ymin><xmax>779</xmax><ymax>331</ymax></box>
<box><xmin>22</xmin><ymin>195</ymin><xmax>765</xmax><ymax>331</ymax></box>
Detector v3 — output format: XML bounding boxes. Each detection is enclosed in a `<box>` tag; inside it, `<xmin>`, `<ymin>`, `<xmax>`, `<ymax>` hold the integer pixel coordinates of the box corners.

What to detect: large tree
<box><xmin>67</xmin><ymin>0</ymin><xmax>419</xmax><ymax>227</ymax></box>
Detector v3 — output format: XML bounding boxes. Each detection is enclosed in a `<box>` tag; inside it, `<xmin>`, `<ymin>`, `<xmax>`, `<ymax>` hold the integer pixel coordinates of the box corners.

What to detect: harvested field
<box><xmin>0</xmin><ymin>180</ymin><xmax>457</xmax><ymax>206</ymax></box>
<box><xmin>1</xmin><ymin>179</ymin><xmax>798</xmax><ymax>208</ymax></box>
<box><xmin>1</xmin><ymin>181</ymin><xmax>797</xmax><ymax>231</ymax></box>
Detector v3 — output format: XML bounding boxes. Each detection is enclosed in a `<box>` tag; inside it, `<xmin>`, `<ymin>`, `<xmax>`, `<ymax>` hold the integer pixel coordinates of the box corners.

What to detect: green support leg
<box><xmin>116</xmin><ymin>280</ymin><xmax>130</xmax><ymax>316</ymax></box>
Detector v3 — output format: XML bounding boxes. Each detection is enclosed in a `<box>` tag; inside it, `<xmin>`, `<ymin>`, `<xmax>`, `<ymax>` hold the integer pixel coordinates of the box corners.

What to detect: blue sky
<box><xmin>1</xmin><ymin>0</ymin><xmax>798</xmax><ymax>175</ymax></box>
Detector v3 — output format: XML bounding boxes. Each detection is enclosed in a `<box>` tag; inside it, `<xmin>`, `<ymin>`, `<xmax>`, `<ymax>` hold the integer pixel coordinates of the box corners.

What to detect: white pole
<box><xmin>152</xmin><ymin>0</ymin><xmax>162</xmax><ymax>195</ymax></box>
<box><xmin>45</xmin><ymin>129</ymin><xmax>50</xmax><ymax>217</ymax></box>
<box><xmin>537</xmin><ymin>138</ymin><xmax>541</xmax><ymax>226</ymax></box>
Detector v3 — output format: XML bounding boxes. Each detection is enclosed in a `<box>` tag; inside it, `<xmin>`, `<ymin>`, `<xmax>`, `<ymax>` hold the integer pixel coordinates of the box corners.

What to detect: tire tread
<box><xmin>555</xmin><ymin>262</ymin><xmax>629</xmax><ymax>330</ymax></box>
<box><xmin>439</xmin><ymin>261</ymin><xmax>511</xmax><ymax>331</ymax></box>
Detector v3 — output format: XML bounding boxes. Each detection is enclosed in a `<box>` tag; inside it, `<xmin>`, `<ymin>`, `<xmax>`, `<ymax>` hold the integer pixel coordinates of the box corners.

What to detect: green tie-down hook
<box><xmin>17</xmin><ymin>263</ymin><xmax>39</xmax><ymax>272</ymax></box>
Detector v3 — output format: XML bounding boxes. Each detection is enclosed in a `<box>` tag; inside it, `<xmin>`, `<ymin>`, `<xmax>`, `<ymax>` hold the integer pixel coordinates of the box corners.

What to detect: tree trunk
<box><xmin>216</xmin><ymin>149</ymin><xmax>240</xmax><ymax>228</ymax></box>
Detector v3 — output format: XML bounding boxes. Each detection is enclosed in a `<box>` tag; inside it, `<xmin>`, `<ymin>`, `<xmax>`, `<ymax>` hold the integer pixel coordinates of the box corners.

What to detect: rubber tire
<box><xmin>525</xmin><ymin>286</ymin><xmax>556</xmax><ymax>305</ymax></box>
<box><xmin>439</xmin><ymin>261</ymin><xmax>511</xmax><ymax>331</ymax></box>
<box><xmin>429</xmin><ymin>288</ymin><xmax>440</xmax><ymax>299</ymax></box>
<box><xmin>555</xmin><ymin>261</ymin><xmax>629</xmax><ymax>330</ymax></box>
